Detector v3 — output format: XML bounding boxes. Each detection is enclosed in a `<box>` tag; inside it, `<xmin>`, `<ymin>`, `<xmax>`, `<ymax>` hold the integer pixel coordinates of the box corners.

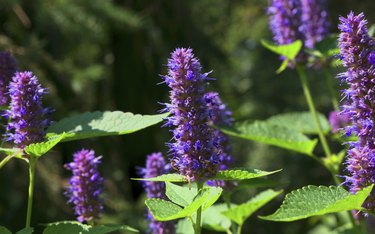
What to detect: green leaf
<box><xmin>202</xmin><ymin>204</ymin><xmax>233</xmax><ymax>232</ymax></box>
<box><xmin>15</xmin><ymin>228</ymin><xmax>34</xmax><ymax>234</ymax></box>
<box><xmin>176</xmin><ymin>219</ymin><xmax>194</xmax><ymax>234</ymax></box>
<box><xmin>0</xmin><ymin>226</ymin><xmax>12</xmax><ymax>234</ymax></box>
<box><xmin>88</xmin><ymin>224</ymin><xmax>138</xmax><ymax>233</ymax></box>
<box><xmin>146</xmin><ymin>187</ymin><xmax>222</xmax><ymax>221</ymax></box>
<box><xmin>47</xmin><ymin>111</ymin><xmax>168</xmax><ymax>142</ymax></box>
<box><xmin>260</xmin><ymin>185</ymin><xmax>373</xmax><ymax>222</ymax></box>
<box><xmin>43</xmin><ymin>221</ymin><xmax>138</xmax><ymax>234</ymax></box>
<box><xmin>212</xmin><ymin>169</ymin><xmax>281</xmax><ymax>181</ymax></box>
<box><xmin>43</xmin><ymin>221</ymin><xmax>90</xmax><ymax>234</ymax></box>
<box><xmin>131</xmin><ymin>173</ymin><xmax>186</xmax><ymax>182</ymax></box>
<box><xmin>165</xmin><ymin>183</ymin><xmax>222</xmax><ymax>211</ymax></box>
<box><xmin>266</xmin><ymin>111</ymin><xmax>331</xmax><ymax>134</ymax></box>
<box><xmin>0</xmin><ymin>147</ymin><xmax>23</xmax><ymax>157</ymax></box>
<box><xmin>165</xmin><ymin>182</ymin><xmax>196</xmax><ymax>207</ymax></box>
<box><xmin>25</xmin><ymin>133</ymin><xmax>66</xmax><ymax>158</ymax></box>
<box><xmin>222</xmin><ymin>189</ymin><xmax>282</xmax><ymax>225</ymax></box>
<box><xmin>261</xmin><ymin>40</ymin><xmax>302</xmax><ymax>60</ymax></box>
<box><xmin>220</xmin><ymin>121</ymin><xmax>317</xmax><ymax>155</ymax></box>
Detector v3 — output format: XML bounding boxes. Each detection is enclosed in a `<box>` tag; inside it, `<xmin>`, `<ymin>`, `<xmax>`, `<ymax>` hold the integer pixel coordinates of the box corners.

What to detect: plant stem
<box><xmin>296</xmin><ymin>65</ymin><xmax>332</xmax><ymax>158</ymax></box>
<box><xmin>25</xmin><ymin>156</ymin><xmax>37</xmax><ymax>228</ymax></box>
<box><xmin>0</xmin><ymin>155</ymin><xmax>13</xmax><ymax>169</ymax></box>
<box><xmin>237</xmin><ymin>224</ymin><xmax>243</xmax><ymax>234</ymax></box>
<box><xmin>195</xmin><ymin>182</ymin><xmax>204</xmax><ymax>234</ymax></box>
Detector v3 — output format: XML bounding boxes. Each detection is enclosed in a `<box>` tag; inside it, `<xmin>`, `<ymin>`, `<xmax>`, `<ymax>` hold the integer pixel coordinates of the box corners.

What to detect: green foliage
<box><xmin>202</xmin><ymin>204</ymin><xmax>233</xmax><ymax>232</ymax></box>
<box><xmin>222</xmin><ymin>189</ymin><xmax>282</xmax><ymax>225</ymax></box>
<box><xmin>261</xmin><ymin>40</ymin><xmax>303</xmax><ymax>73</ymax></box>
<box><xmin>15</xmin><ymin>228</ymin><xmax>34</xmax><ymax>234</ymax></box>
<box><xmin>145</xmin><ymin>186</ymin><xmax>223</xmax><ymax>221</ymax></box>
<box><xmin>220</xmin><ymin>121</ymin><xmax>317</xmax><ymax>155</ymax></box>
<box><xmin>43</xmin><ymin>221</ymin><xmax>138</xmax><ymax>234</ymax></box>
<box><xmin>266</xmin><ymin>111</ymin><xmax>330</xmax><ymax>134</ymax></box>
<box><xmin>236</xmin><ymin>178</ymin><xmax>281</xmax><ymax>190</ymax></box>
<box><xmin>47</xmin><ymin>111</ymin><xmax>168</xmax><ymax>141</ymax></box>
<box><xmin>131</xmin><ymin>173</ymin><xmax>186</xmax><ymax>182</ymax></box>
<box><xmin>0</xmin><ymin>226</ymin><xmax>12</xmax><ymax>234</ymax></box>
<box><xmin>213</xmin><ymin>169</ymin><xmax>281</xmax><ymax>180</ymax></box>
<box><xmin>175</xmin><ymin>219</ymin><xmax>194</xmax><ymax>234</ymax></box>
<box><xmin>24</xmin><ymin>133</ymin><xmax>66</xmax><ymax>158</ymax></box>
<box><xmin>260</xmin><ymin>185</ymin><xmax>373</xmax><ymax>222</ymax></box>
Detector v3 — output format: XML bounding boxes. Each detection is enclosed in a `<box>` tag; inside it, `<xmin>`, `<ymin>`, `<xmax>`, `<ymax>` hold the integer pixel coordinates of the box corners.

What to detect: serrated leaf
<box><xmin>88</xmin><ymin>224</ymin><xmax>138</xmax><ymax>233</ymax></box>
<box><xmin>266</xmin><ymin>111</ymin><xmax>330</xmax><ymax>134</ymax></box>
<box><xmin>165</xmin><ymin>182</ymin><xmax>196</xmax><ymax>207</ymax></box>
<box><xmin>176</xmin><ymin>219</ymin><xmax>194</xmax><ymax>234</ymax></box>
<box><xmin>43</xmin><ymin>221</ymin><xmax>90</xmax><ymax>234</ymax></box>
<box><xmin>222</xmin><ymin>189</ymin><xmax>282</xmax><ymax>225</ymax></box>
<box><xmin>146</xmin><ymin>187</ymin><xmax>222</xmax><ymax>221</ymax></box>
<box><xmin>261</xmin><ymin>40</ymin><xmax>302</xmax><ymax>60</ymax></box>
<box><xmin>25</xmin><ymin>133</ymin><xmax>66</xmax><ymax>158</ymax></box>
<box><xmin>145</xmin><ymin>199</ymin><xmax>184</xmax><ymax>221</ymax></box>
<box><xmin>47</xmin><ymin>111</ymin><xmax>168</xmax><ymax>142</ymax></box>
<box><xmin>212</xmin><ymin>169</ymin><xmax>281</xmax><ymax>181</ymax></box>
<box><xmin>132</xmin><ymin>173</ymin><xmax>186</xmax><ymax>182</ymax></box>
<box><xmin>15</xmin><ymin>228</ymin><xmax>34</xmax><ymax>234</ymax></box>
<box><xmin>0</xmin><ymin>226</ymin><xmax>12</xmax><ymax>234</ymax></box>
<box><xmin>260</xmin><ymin>185</ymin><xmax>373</xmax><ymax>222</ymax></box>
<box><xmin>202</xmin><ymin>204</ymin><xmax>233</xmax><ymax>232</ymax></box>
<box><xmin>220</xmin><ymin>121</ymin><xmax>317</xmax><ymax>155</ymax></box>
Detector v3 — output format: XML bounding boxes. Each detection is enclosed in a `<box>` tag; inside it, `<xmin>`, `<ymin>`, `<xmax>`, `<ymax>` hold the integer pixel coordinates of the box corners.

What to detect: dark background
<box><xmin>0</xmin><ymin>0</ymin><xmax>374</xmax><ymax>233</ymax></box>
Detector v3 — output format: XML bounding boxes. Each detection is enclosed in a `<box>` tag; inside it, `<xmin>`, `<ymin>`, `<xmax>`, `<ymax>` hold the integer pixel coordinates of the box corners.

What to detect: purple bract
<box><xmin>65</xmin><ymin>149</ymin><xmax>104</xmax><ymax>223</ymax></box>
<box><xmin>4</xmin><ymin>71</ymin><xmax>51</xmax><ymax>148</ymax></box>
<box><xmin>162</xmin><ymin>48</ymin><xmax>219</xmax><ymax>182</ymax></box>
<box><xmin>338</xmin><ymin>12</ymin><xmax>375</xmax><ymax>213</ymax></box>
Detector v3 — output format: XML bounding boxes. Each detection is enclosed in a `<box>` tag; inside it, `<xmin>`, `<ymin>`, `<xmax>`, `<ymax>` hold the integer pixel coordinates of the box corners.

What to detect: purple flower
<box><xmin>139</xmin><ymin>152</ymin><xmax>175</xmax><ymax>234</ymax></box>
<box><xmin>338</xmin><ymin>12</ymin><xmax>375</xmax><ymax>212</ymax></box>
<box><xmin>65</xmin><ymin>149</ymin><xmax>104</xmax><ymax>223</ymax></box>
<box><xmin>4</xmin><ymin>71</ymin><xmax>51</xmax><ymax>148</ymax></box>
<box><xmin>267</xmin><ymin>0</ymin><xmax>329</xmax><ymax>63</ymax></box>
<box><xmin>204</xmin><ymin>92</ymin><xmax>235</xmax><ymax>188</ymax></box>
<box><xmin>300</xmin><ymin>0</ymin><xmax>330</xmax><ymax>49</ymax></box>
<box><xmin>0</xmin><ymin>51</ymin><xmax>17</xmax><ymax>106</ymax></box>
<box><xmin>162</xmin><ymin>48</ymin><xmax>219</xmax><ymax>182</ymax></box>
<box><xmin>268</xmin><ymin>0</ymin><xmax>302</xmax><ymax>46</ymax></box>
<box><xmin>328</xmin><ymin>111</ymin><xmax>350</xmax><ymax>133</ymax></box>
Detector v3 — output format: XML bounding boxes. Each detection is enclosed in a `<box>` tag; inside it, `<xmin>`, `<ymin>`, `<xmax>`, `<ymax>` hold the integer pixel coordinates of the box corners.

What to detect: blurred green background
<box><xmin>0</xmin><ymin>0</ymin><xmax>375</xmax><ymax>233</ymax></box>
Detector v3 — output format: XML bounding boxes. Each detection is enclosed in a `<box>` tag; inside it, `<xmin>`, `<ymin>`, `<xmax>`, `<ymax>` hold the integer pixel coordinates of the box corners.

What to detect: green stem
<box><xmin>296</xmin><ymin>65</ymin><xmax>332</xmax><ymax>158</ymax></box>
<box><xmin>25</xmin><ymin>156</ymin><xmax>37</xmax><ymax>228</ymax></box>
<box><xmin>195</xmin><ymin>182</ymin><xmax>204</xmax><ymax>234</ymax></box>
<box><xmin>0</xmin><ymin>155</ymin><xmax>14</xmax><ymax>169</ymax></box>
<box><xmin>237</xmin><ymin>224</ymin><xmax>243</xmax><ymax>234</ymax></box>
<box><xmin>323</xmin><ymin>68</ymin><xmax>339</xmax><ymax>110</ymax></box>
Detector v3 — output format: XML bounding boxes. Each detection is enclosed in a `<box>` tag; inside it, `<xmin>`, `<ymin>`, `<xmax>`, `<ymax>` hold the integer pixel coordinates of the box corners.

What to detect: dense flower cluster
<box><xmin>268</xmin><ymin>0</ymin><xmax>329</xmax><ymax>62</ymax></box>
<box><xmin>4</xmin><ymin>71</ymin><xmax>51</xmax><ymax>148</ymax></box>
<box><xmin>328</xmin><ymin>111</ymin><xmax>350</xmax><ymax>133</ymax></box>
<box><xmin>162</xmin><ymin>48</ymin><xmax>219</xmax><ymax>181</ymax></box>
<box><xmin>139</xmin><ymin>152</ymin><xmax>175</xmax><ymax>234</ymax></box>
<box><xmin>65</xmin><ymin>149</ymin><xmax>104</xmax><ymax>223</ymax></box>
<box><xmin>204</xmin><ymin>92</ymin><xmax>234</xmax><ymax>188</ymax></box>
<box><xmin>338</xmin><ymin>12</ymin><xmax>375</xmax><ymax>212</ymax></box>
<box><xmin>0</xmin><ymin>51</ymin><xmax>17</xmax><ymax>106</ymax></box>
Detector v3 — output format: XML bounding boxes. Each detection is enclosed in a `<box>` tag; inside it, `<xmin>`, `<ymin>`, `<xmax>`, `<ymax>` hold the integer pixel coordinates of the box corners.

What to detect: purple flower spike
<box><xmin>268</xmin><ymin>0</ymin><xmax>302</xmax><ymax>46</ymax></box>
<box><xmin>162</xmin><ymin>48</ymin><xmax>218</xmax><ymax>182</ymax></box>
<box><xmin>204</xmin><ymin>92</ymin><xmax>235</xmax><ymax>188</ymax></box>
<box><xmin>139</xmin><ymin>152</ymin><xmax>175</xmax><ymax>234</ymax></box>
<box><xmin>338</xmin><ymin>12</ymin><xmax>375</xmax><ymax>213</ymax></box>
<box><xmin>267</xmin><ymin>0</ymin><xmax>330</xmax><ymax>63</ymax></box>
<box><xmin>65</xmin><ymin>149</ymin><xmax>104</xmax><ymax>223</ymax></box>
<box><xmin>0</xmin><ymin>51</ymin><xmax>17</xmax><ymax>106</ymax></box>
<box><xmin>4</xmin><ymin>71</ymin><xmax>51</xmax><ymax>148</ymax></box>
<box><xmin>300</xmin><ymin>0</ymin><xmax>330</xmax><ymax>49</ymax></box>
